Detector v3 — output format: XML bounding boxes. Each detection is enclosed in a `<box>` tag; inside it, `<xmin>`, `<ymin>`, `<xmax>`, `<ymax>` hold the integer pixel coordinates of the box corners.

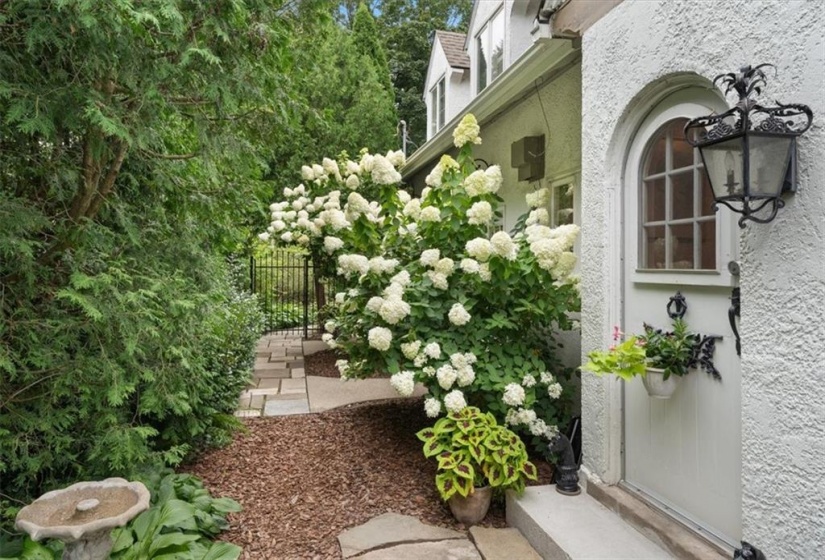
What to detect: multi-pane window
<box><xmin>429</xmin><ymin>77</ymin><xmax>445</xmax><ymax>137</ymax></box>
<box><xmin>476</xmin><ymin>9</ymin><xmax>504</xmax><ymax>93</ymax></box>
<box><xmin>551</xmin><ymin>183</ymin><xmax>574</xmax><ymax>227</ymax></box>
<box><xmin>640</xmin><ymin>119</ymin><xmax>716</xmax><ymax>270</ymax></box>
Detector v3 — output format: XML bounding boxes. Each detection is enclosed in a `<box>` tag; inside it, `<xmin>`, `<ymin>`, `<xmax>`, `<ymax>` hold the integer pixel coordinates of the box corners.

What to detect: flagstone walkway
<box><xmin>236</xmin><ymin>331</ymin><xmax>311</xmax><ymax>417</ymax></box>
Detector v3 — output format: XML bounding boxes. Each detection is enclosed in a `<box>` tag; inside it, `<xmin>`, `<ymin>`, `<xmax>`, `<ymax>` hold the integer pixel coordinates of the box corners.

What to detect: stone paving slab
<box><xmin>279</xmin><ymin>378</ymin><xmax>307</xmax><ymax>395</ymax></box>
<box><xmin>338</xmin><ymin>513</ymin><xmax>465</xmax><ymax>558</ymax></box>
<box><xmin>263</xmin><ymin>398</ymin><xmax>309</xmax><ymax>416</ymax></box>
<box><xmin>469</xmin><ymin>526</ymin><xmax>542</xmax><ymax>560</ymax></box>
<box><xmin>307</xmin><ymin>376</ymin><xmax>427</xmax><ymax>413</ymax></box>
<box><xmin>255</xmin><ymin>369</ymin><xmax>292</xmax><ymax>379</ymax></box>
<box><xmin>357</xmin><ymin>540</ymin><xmax>481</xmax><ymax>560</ymax></box>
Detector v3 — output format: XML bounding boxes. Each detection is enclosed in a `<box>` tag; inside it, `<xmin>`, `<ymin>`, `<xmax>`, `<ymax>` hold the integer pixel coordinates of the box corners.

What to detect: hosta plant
<box><xmin>416</xmin><ymin>406</ymin><xmax>538</xmax><ymax>501</ymax></box>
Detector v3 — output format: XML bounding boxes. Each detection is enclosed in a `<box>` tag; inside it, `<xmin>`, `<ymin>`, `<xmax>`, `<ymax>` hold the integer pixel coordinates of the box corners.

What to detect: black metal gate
<box><xmin>249</xmin><ymin>250</ymin><xmax>335</xmax><ymax>338</ymax></box>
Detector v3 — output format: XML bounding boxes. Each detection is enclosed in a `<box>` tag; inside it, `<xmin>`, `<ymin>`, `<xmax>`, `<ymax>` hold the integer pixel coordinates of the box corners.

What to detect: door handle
<box><xmin>729</xmin><ymin>287</ymin><xmax>741</xmax><ymax>356</ymax></box>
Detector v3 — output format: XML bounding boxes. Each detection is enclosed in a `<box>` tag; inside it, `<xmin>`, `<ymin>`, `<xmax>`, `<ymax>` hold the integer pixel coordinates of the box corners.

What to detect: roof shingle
<box><xmin>435</xmin><ymin>30</ymin><xmax>470</xmax><ymax>69</ymax></box>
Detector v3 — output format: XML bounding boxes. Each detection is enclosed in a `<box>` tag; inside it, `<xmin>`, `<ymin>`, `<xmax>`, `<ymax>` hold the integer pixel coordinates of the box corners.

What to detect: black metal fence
<box><xmin>249</xmin><ymin>250</ymin><xmax>336</xmax><ymax>338</ymax></box>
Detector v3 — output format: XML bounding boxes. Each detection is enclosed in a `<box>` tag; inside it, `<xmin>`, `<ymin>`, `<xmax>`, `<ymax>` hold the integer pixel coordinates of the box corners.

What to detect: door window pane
<box><xmin>639</xmin><ymin>118</ymin><xmax>717</xmax><ymax>270</ymax></box>
<box><xmin>476</xmin><ymin>35</ymin><xmax>488</xmax><ymax>92</ymax></box>
<box><xmin>490</xmin><ymin>11</ymin><xmax>504</xmax><ymax>81</ymax></box>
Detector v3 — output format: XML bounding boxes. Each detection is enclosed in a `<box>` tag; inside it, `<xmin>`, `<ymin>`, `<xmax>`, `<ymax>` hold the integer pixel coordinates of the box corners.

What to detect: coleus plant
<box><xmin>416</xmin><ymin>406</ymin><xmax>538</xmax><ymax>501</ymax></box>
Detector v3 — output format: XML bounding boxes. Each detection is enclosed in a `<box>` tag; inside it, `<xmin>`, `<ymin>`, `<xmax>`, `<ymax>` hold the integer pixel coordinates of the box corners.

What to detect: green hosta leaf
<box><xmin>149</xmin><ymin>533</ymin><xmax>202</xmax><ymax>555</ymax></box>
<box><xmin>131</xmin><ymin>509</ymin><xmax>160</xmax><ymax>542</ymax></box>
<box><xmin>110</xmin><ymin>528</ymin><xmax>135</xmax><ymax>553</ymax></box>
<box><xmin>158</xmin><ymin>499</ymin><xmax>197</xmax><ymax>529</ymax></box>
<box><xmin>210</xmin><ymin>497</ymin><xmax>241</xmax><ymax>514</ymax></box>
<box><xmin>201</xmin><ymin>542</ymin><xmax>242</xmax><ymax>560</ymax></box>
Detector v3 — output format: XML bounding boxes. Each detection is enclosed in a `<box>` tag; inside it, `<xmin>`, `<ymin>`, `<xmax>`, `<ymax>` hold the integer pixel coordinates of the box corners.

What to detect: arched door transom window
<box><xmin>640</xmin><ymin>118</ymin><xmax>716</xmax><ymax>270</ymax></box>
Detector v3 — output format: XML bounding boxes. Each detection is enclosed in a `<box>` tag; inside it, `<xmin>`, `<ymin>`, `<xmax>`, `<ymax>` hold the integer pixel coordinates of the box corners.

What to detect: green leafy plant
<box><xmin>416</xmin><ymin>407</ymin><xmax>538</xmax><ymax>501</ymax></box>
<box><xmin>583</xmin><ymin>318</ymin><xmax>698</xmax><ymax>381</ymax></box>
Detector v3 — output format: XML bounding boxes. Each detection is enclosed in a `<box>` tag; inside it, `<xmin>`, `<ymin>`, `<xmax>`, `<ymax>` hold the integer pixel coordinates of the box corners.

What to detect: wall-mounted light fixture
<box><xmin>685</xmin><ymin>64</ymin><xmax>812</xmax><ymax>227</ymax></box>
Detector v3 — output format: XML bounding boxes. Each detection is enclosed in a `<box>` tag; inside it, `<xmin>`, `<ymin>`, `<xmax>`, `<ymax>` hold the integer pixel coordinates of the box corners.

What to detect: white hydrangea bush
<box><xmin>259</xmin><ymin>115</ymin><xmax>580</xmax><ymax>455</ymax></box>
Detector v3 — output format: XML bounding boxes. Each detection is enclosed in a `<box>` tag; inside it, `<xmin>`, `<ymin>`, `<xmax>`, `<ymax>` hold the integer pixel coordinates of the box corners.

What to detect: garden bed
<box><xmin>304</xmin><ymin>349</ymin><xmax>391</xmax><ymax>378</ymax></box>
<box><xmin>185</xmin><ymin>398</ymin><xmax>553</xmax><ymax>559</ymax></box>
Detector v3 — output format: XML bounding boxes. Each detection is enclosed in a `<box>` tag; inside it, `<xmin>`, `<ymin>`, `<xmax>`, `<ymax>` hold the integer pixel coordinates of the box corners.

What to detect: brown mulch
<box><xmin>304</xmin><ymin>349</ymin><xmax>391</xmax><ymax>378</ymax></box>
<box><xmin>185</xmin><ymin>398</ymin><xmax>554</xmax><ymax>559</ymax></box>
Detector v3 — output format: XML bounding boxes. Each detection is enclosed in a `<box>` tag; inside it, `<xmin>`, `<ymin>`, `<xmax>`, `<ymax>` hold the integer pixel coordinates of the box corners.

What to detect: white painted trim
<box><xmin>403</xmin><ymin>38</ymin><xmax>578</xmax><ymax>178</ymax></box>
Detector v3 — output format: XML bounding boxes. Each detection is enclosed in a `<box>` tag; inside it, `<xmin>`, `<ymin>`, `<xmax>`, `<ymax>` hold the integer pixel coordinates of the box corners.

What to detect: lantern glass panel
<box><xmin>748</xmin><ymin>135</ymin><xmax>793</xmax><ymax>197</ymax></box>
<box><xmin>699</xmin><ymin>138</ymin><xmax>745</xmax><ymax>199</ymax></box>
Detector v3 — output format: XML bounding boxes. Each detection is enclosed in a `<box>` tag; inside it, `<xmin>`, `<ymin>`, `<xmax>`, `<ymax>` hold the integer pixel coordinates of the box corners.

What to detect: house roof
<box><xmin>435</xmin><ymin>31</ymin><xmax>470</xmax><ymax>69</ymax></box>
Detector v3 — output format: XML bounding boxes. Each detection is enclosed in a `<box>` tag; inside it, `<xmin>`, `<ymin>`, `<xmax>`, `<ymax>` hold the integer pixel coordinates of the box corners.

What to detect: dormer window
<box><xmin>476</xmin><ymin>9</ymin><xmax>504</xmax><ymax>93</ymax></box>
<box><xmin>429</xmin><ymin>76</ymin><xmax>445</xmax><ymax>137</ymax></box>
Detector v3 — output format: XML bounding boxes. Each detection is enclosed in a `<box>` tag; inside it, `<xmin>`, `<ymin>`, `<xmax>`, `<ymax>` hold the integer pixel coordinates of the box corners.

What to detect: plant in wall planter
<box><xmin>583</xmin><ymin>318</ymin><xmax>698</xmax><ymax>399</ymax></box>
<box><xmin>416</xmin><ymin>406</ymin><xmax>538</xmax><ymax>525</ymax></box>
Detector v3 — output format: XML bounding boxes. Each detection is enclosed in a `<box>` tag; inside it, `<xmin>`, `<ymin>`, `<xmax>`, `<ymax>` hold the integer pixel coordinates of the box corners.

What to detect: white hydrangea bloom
<box><xmin>324</xmin><ymin>320</ymin><xmax>336</xmax><ymax>333</ymax></box>
<box><xmin>301</xmin><ymin>166</ymin><xmax>314</xmax><ymax>181</ymax></box>
<box><xmin>414</xmin><ymin>354</ymin><xmax>428</xmax><ymax>367</ymax></box>
<box><xmin>424</xmin><ymin>342</ymin><xmax>441</xmax><ymax>359</ymax></box>
<box><xmin>456</xmin><ymin>366</ymin><xmax>475</xmax><ymax>387</ymax></box>
<box><xmin>515</xmin><ymin>407</ymin><xmax>537</xmax><ymax>425</ymax></box>
<box><xmin>434</xmin><ymin>257</ymin><xmax>454</xmax><ymax>276</ymax></box>
<box><xmin>390</xmin><ymin>370</ymin><xmax>416</xmax><ymax>397</ymax></box>
<box><xmin>522</xmin><ymin>374</ymin><xmax>537</xmax><ymax>388</ymax></box>
<box><xmin>294</xmin><ymin>184</ymin><xmax>307</xmax><ymax>196</ymax></box>
<box><xmin>379</xmin><ymin>296</ymin><xmax>411</xmax><ymax>325</ymax></box>
<box><xmin>424</xmin><ymin>397</ymin><xmax>442</xmax><ymax>418</ymax></box>
<box><xmin>297</xmin><ymin>234</ymin><xmax>310</xmax><ymax>245</ymax></box>
<box><xmin>280</xmin><ymin>232</ymin><xmax>293</xmax><ymax>242</ymax></box>
<box><xmin>529</xmin><ymin>418</ymin><xmax>548</xmax><ymax>437</ymax></box>
<box><xmin>371</xmin><ymin>154</ymin><xmax>402</xmax><ymax>185</ymax></box>
<box><xmin>490</xmin><ymin>231</ymin><xmax>518</xmax><ymax>260</ymax></box>
<box><xmin>368</xmin><ymin>326</ymin><xmax>392</xmax><ymax>351</ymax></box>
<box><xmin>420</xmin><ymin>187</ymin><xmax>432</xmax><ymax>200</ymax></box>
<box><xmin>390</xmin><ymin>270</ymin><xmax>411</xmax><ymax>287</ymax></box>
<box><xmin>403</xmin><ymin>198</ymin><xmax>422</xmax><ymax>219</ymax></box>
<box><xmin>312</xmin><ymin>164</ymin><xmax>326</xmax><ymax>181</ymax></box>
<box><xmin>453</xmin><ymin>114</ymin><xmax>482</xmax><ymax>148</ymax></box>
<box><xmin>359</xmin><ymin>153</ymin><xmax>375</xmax><ymax>173</ymax></box>
<box><xmin>478</xmin><ymin>263</ymin><xmax>492</xmax><ymax>282</ymax></box>
<box><xmin>345</xmin><ymin>160</ymin><xmax>361</xmax><ymax>176</ymax></box>
<box><xmin>463</xmin><ymin>170</ymin><xmax>488</xmax><ymax>197</ymax></box>
<box><xmin>547</xmin><ymin>382</ymin><xmax>563</xmax><ymax>399</ymax></box>
<box><xmin>321</xmin><ymin>209</ymin><xmax>349</xmax><ymax>231</ymax></box>
<box><xmin>505</xmin><ymin>408</ymin><xmax>519</xmax><ymax>426</ymax></box>
<box><xmin>322</xmin><ymin>157</ymin><xmax>339</xmax><ymax>176</ymax></box>
<box><xmin>368</xmin><ymin>256</ymin><xmax>399</xmax><ymax>275</ymax></box>
<box><xmin>544</xmin><ymin>424</ymin><xmax>561</xmax><ymax>440</ymax></box>
<box><xmin>396</xmin><ymin>190</ymin><xmax>411</xmax><ymax>205</ymax></box>
<box><xmin>526</xmin><ymin>188</ymin><xmax>550</xmax><ymax>208</ymax></box>
<box><xmin>425</xmin><ymin>271</ymin><xmax>449</xmax><ymax>290</ymax></box>
<box><xmin>503</xmin><ymin>383</ymin><xmax>526</xmax><ymax>406</ymax></box>
<box><xmin>272</xmin><ymin>220</ymin><xmax>287</xmax><ymax>232</ymax></box>
<box><xmin>418</xmin><ymin>206</ymin><xmax>441</xmax><ymax>222</ymax></box>
<box><xmin>420</xmin><ymin>248</ymin><xmax>441</xmax><ymax>267</ymax></box>
<box><xmin>258</xmin><ymin>232</ymin><xmax>270</xmax><ymax>242</ymax></box>
<box><xmin>436</xmin><ymin>364</ymin><xmax>458</xmax><ymax>390</ymax></box>
<box><xmin>467</xmin><ymin>201</ymin><xmax>493</xmax><ymax>225</ymax></box>
<box><xmin>366</xmin><ymin>296</ymin><xmax>385</xmax><ymax>313</ymax></box>
<box><xmin>551</xmin><ymin>252</ymin><xmax>577</xmax><ymax>281</ymax></box>
<box><xmin>484</xmin><ymin>165</ymin><xmax>502</xmax><ymax>193</ymax></box>
<box><xmin>382</xmin><ymin>282</ymin><xmax>405</xmax><ymax>299</ymax></box>
<box><xmin>387</xmin><ymin>149</ymin><xmax>406</xmax><ymax>168</ymax></box>
<box><xmin>337</xmin><ymin>254</ymin><xmax>370</xmax><ymax>277</ymax></box>
<box><xmin>465</xmin><ymin>238</ymin><xmax>493</xmax><ymax>262</ymax></box>
<box><xmin>460</xmin><ymin>258</ymin><xmax>480</xmax><ymax>274</ymax></box>
<box><xmin>422</xmin><ymin>366</ymin><xmax>436</xmax><ymax>377</ymax></box>
<box><xmin>401</xmin><ymin>340</ymin><xmax>421</xmax><ymax>360</ymax></box>
<box><xmin>444</xmin><ymin>390</ymin><xmax>467</xmax><ymax>413</ymax></box>
<box><xmin>335</xmin><ymin>292</ymin><xmax>346</xmax><ymax>304</ymax></box>
<box><xmin>321</xmin><ymin>333</ymin><xmax>337</xmax><ymax>349</ymax></box>
<box><xmin>526</xmin><ymin>208</ymin><xmax>550</xmax><ymax>226</ymax></box>
<box><xmin>336</xmin><ymin>359</ymin><xmax>350</xmax><ymax>379</ymax></box>
<box><xmin>291</xmin><ymin>199</ymin><xmax>305</xmax><ymax>211</ymax></box>
<box><xmin>346</xmin><ymin>174</ymin><xmax>360</xmax><ymax>190</ymax></box>
<box><xmin>346</xmin><ymin>192</ymin><xmax>371</xmax><ymax>216</ymax></box>
<box><xmin>324</xmin><ymin>236</ymin><xmax>344</xmax><ymax>254</ymax></box>
<box><xmin>448</xmin><ymin>303</ymin><xmax>471</xmax><ymax>326</ymax></box>
<box><xmin>540</xmin><ymin>371</ymin><xmax>555</xmax><ymax>384</ymax></box>
<box><xmin>424</xmin><ymin>163</ymin><xmax>443</xmax><ymax>187</ymax></box>
<box><xmin>283</xmin><ymin>187</ymin><xmax>294</xmax><ymax>197</ymax></box>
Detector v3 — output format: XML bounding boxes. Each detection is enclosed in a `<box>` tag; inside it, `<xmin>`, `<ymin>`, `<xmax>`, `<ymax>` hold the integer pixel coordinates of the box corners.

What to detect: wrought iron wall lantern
<box><xmin>684</xmin><ymin>64</ymin><xmax>813</xmax><ymax>227</ymax></box>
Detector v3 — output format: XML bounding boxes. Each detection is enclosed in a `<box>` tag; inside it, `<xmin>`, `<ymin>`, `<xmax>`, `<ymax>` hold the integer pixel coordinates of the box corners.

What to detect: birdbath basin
<box><xmin>15</xmin><ymin>477</ymin><xmax>150</xmax><ymax>560</ymax></box>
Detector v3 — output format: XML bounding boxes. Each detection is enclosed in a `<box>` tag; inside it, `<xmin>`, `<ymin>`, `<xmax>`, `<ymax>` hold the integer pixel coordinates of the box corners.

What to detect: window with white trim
<box><xmin>550</xmin><ymin>182</ymin><xmax>574</xmax><ymax>227</ymax></box>
<box><xmin>476</xmin><ymin>9</ymin><xmax>504</xmax><ymax>93</ymax></box>
<box><xmin>429</xmin><ymin>77</ymin><xmax>445</xmax><ymax>137</ymax></box>
<box><xmin>639</xmin><ymin>118</ymin><xmax>716</xmax><ymax>270</ymax></box>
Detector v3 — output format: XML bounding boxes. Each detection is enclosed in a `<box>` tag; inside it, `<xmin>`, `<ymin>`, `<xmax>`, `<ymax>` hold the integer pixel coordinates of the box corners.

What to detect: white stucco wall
<box><xmin>579</xmin><ymin>0</ymin><xmax>825</xmax><ymax>556</ymax></box>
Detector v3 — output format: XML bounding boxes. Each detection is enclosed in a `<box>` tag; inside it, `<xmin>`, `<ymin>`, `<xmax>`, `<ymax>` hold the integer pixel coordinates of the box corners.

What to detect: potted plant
<box><xmin>583</xmin><ymin>319</ymin><xmax>698</xmax><ymax>399</ymax></box>
<box><xmin>416</xmin><ymin>406</ymin><xmax>538</xmax><ymax>525</ymax></box>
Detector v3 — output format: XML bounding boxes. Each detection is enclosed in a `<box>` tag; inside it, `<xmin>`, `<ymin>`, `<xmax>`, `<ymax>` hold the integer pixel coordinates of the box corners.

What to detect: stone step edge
<box><xmin>586</xmin><ymin>479</ymin><xmax>729</xmax><ymax>560</ymax></box>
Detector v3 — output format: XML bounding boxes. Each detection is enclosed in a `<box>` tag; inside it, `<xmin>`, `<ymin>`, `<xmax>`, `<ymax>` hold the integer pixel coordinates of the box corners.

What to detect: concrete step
<box><xmin>506</xmin><ymin>485</ymin><xmax>672</xmax><ymax>559</ymax></box>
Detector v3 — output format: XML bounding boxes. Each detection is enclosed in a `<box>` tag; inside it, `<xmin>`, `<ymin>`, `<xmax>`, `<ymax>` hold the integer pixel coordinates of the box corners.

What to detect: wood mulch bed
<box><xmin>304</xmin><ymin>348</ymin><xmax>391</xmax><ymax>378</ymax></box>
<box><xmin>185</xmin><ymin>359</ymin><xmax>553</xmax><ymax>559</ymax></box>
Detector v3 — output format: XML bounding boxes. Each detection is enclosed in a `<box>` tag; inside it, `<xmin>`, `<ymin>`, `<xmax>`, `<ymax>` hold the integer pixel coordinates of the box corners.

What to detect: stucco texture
<box><xmin>580</xmin><ymin>0</ymin><xmax>825</xmax><ymax>556</ymax></box>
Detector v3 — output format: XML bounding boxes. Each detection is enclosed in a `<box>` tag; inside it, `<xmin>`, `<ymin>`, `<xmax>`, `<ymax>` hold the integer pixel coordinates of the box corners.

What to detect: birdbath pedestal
<box><xmin>15</xmin><ymin>477</ymin><xmax>151</xmax><ymax>560</ymax></box>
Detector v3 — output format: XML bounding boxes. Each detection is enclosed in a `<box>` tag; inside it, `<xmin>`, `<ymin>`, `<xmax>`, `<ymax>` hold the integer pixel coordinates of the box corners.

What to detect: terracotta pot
<box><xmin>642</xmin><ymin>367</ymin><xmax>680</xmax><ymax>399</ymax></box>
<box><xmin>448</xmin><ymin>486</ymin><xmax>492</xmax><ymax>525</ymax></box>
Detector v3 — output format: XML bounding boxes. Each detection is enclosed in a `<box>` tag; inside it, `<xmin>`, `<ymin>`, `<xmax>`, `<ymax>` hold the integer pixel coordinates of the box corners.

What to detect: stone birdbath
<box><xmin>15</xmin><ymin>477</ymin><xmax>151</xmax><ymax>560</ymax></box>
